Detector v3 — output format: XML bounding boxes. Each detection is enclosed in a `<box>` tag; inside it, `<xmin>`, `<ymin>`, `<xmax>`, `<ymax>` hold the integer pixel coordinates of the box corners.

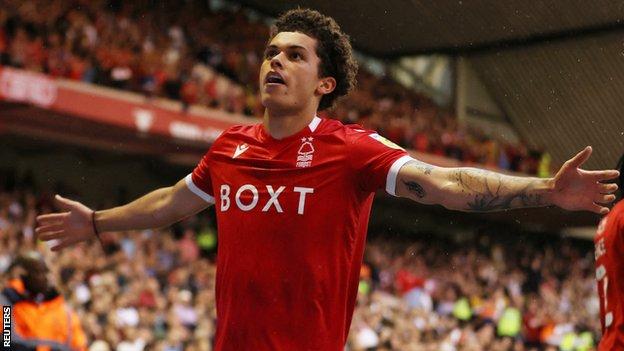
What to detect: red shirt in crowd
<box><xmin>595</xmin><ymin>199</ymin><xmax>624</xmax><ymax>350</ymax></box>
<box><xmin>186</xmin><ymin>116</ymin><xmax>410</xmax><ymax>350</ymax></box>
<box><xmin>395</xmin><ymin>268</ymin><xmax>425</xmax><ymax>295</ymax></box>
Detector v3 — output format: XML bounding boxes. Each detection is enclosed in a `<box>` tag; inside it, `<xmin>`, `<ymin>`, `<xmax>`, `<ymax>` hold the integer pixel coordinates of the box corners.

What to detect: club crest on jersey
<box><xmin>369</xmin><ymin>133</ymin><xmax>404</xmax><ymax>150</ymax></box>
<box><xmin>296</xmin><ymin>137</ymin><xmax>315</xmax><ymax>168</ymax></box>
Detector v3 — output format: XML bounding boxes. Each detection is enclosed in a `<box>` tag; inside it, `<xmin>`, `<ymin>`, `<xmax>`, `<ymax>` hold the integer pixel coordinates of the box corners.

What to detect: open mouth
<box><xmin>264</xmin><ymin>71</ymin><xmax>286</xmax><ymax>85</ymax></box>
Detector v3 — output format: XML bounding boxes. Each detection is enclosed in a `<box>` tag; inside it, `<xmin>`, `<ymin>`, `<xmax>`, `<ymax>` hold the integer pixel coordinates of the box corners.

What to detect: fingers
<box><xmin>36</xmin><ymin>213</ymin><xmax>68</xmax><ymax>224</ymax></box>
<box><xmin>582</xmin><ymin>170</ymin><xmax>621</xmax><ymax>182</ymax></box>
<box><xmin>35</xmin><ymin>223</ymin><xmax>64</xmax><ymax>236</ymax></box>
<box><xmin>594</xmin><ymin>194</ymin><xmax>616</xmax><ymax>204</ymax></box>
<box><xmin>38</xmin><ymin>230</ymin><xmax>65</xmax><ymax>241</ymax></box>
<box><xmin>566</xmin><ymin>146</ymin><xmax>592</xmax><ymax>169</ymax></box>
<box><xmin>589</xmin><ymin>203</ymin><xmax>610</xmax><ymax>215</ymax></box>
<box><xmin>590</xmin><ymin>189</ymin><xmax>616</xmax><ymax>214</ymax></box>
<box><xmin>54</xmin><ymin>194</ymin><xmax>77</xmax><ymax>212</ymax></box>
<box><xmin>598</xmin><ymin>183</ymin><xmax>619</xmax><ymax>194</ymax></box>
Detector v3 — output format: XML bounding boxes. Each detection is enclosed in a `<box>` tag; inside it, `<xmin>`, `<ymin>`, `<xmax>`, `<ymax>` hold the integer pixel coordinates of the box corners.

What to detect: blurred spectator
<box><xmin>0</xmin><ymin>251</ymin><xmax>87</xmax><ymax>350</ymax></box>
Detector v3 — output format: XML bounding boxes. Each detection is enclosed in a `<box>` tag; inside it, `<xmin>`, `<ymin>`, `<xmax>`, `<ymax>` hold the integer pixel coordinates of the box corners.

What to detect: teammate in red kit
<box><xmin>35</xmin><ymin>8</ymin><xmax>620</xmax><ymax>351</ymax></box>
<box><xmin>595</xmin><ymin>153</ymin><xmax>624</xmax><ymax>350</ymax></box>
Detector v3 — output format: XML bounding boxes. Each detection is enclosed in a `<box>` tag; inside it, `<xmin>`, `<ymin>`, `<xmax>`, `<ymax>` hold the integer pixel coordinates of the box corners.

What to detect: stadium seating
<box><xmin>0</xmin><ymin>0</ymin><xmax>545</xmax><ymax>174</ymax></box>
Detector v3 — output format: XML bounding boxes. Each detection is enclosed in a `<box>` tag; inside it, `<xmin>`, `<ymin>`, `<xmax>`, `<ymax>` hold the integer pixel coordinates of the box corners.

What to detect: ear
<box><xmin>316</xmin><ymin>77</ymin><xmax>336</xmax><ymax>96</ymax></box>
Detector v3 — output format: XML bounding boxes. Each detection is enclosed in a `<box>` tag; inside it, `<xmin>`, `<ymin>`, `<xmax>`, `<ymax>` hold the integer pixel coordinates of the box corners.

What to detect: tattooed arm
<box><xmin>395</xmin><ymin>147</ymin><xmax>619</xmax><ymax>213</ymax></box>
<box><xmin>396</xmin><ymin>161</ymin><xmax>552</xmax><ymax>211</ymax></box>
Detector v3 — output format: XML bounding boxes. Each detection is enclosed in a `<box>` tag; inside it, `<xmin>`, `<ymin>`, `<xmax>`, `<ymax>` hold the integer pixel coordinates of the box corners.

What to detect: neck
<box><xmin>263</xmin><ymin>105</ymin><xmax>317</xmax><ymax>140</ymax></box>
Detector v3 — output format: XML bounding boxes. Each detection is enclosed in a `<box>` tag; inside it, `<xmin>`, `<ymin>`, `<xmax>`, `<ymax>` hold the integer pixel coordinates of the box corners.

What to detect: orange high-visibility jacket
<box><xmin>0</xmin><ymin>279</ymin><xmax>87</xmax><ymax>351</ymax></box>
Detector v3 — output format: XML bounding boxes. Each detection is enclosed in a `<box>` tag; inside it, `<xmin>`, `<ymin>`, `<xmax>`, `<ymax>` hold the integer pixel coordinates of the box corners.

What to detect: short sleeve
<box><xmin>348</xmin><ymin>129</ymin><xmax>411</xmax><ymax>195</ymax></box>
<box><xmin>185</xmin><ymin>150</ymin><xmax>215</xmax><ymax>204</ymax></box>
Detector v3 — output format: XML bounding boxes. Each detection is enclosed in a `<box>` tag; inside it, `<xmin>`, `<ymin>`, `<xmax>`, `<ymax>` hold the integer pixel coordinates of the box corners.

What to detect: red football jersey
<box><xmin>595</xmin><ymin>199</ymin><xmax>624</xmax><ymax>350</ymax></box>
<box><xmin>186</xmin><ymin>116</ymin><xmax>410</xmax><ymax>350</ymax></box>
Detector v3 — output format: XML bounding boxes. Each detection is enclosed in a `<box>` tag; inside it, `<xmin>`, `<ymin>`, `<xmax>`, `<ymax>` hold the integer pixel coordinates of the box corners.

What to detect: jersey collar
<box><xmin>260</xmin><ymin>115</ymin><xmax>322</xmax><ymax>143</ymax></box>
<box><xmin>308</xmin><ymin>116</ymin><xmax>321</xmax><ymax>132</ymax></box>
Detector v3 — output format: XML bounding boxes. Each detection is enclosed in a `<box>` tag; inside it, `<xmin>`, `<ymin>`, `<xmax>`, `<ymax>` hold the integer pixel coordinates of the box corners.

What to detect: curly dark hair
<box><xmin>270</xmin><ymin>8</ymin><xmax>358</xmax><ymax>111</ymax></box>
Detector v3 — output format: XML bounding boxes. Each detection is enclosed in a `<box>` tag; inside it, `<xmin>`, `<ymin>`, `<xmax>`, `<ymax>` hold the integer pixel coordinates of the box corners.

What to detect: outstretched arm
<box><xmin>36</xmin><ymin>177</ymin><xmax>212</xmax><ymax>251</ymax></box>
<box><xmin>395</xmin><ymin>146</ymin><xmax>619</xmax><ymax>214</ymax></box>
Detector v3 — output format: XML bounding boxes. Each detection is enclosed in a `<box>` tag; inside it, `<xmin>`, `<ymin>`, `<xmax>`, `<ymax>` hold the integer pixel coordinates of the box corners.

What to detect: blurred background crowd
<box><xmin>0</xmin><ymin>0</ymin><xmax>547</xmax><ymax>175</ymax></box>
<box><xmin>0</xmin><ymin>177</ymin><xmax>600</xmax><ymax>350</ymax></box>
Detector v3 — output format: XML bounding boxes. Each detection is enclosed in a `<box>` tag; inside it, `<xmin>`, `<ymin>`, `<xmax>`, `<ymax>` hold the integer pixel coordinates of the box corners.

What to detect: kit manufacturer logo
<box><xmin>233</xmin><ymin>143</ymin><xmax>250</xmax><ymax>158</ymax></box>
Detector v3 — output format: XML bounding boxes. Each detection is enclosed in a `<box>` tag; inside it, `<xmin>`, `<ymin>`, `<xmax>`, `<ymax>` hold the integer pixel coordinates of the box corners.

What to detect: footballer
<box><xmin>36</xmin><ymin>9</ymin><xmax>619</xmax><ymax>351</ymax></box>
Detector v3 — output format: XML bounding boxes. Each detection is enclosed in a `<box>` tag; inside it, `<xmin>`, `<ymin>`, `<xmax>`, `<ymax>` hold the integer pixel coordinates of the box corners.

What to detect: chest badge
<box><xmin>296</xmin><ymin>137</ymin><xmax>315</xmax><ymax>168</ymax></box>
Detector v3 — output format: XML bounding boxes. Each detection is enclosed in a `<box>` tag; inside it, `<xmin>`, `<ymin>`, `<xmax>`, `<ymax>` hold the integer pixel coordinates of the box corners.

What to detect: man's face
<box><xmin>23</xmin><ymin>259</ymin><xmax>49</xmax><ymax>295</ymax></box>
<box><xmin>259</xmin><ymin>31</ymin><xmax>325</xmax><ymax>113</ymax></box>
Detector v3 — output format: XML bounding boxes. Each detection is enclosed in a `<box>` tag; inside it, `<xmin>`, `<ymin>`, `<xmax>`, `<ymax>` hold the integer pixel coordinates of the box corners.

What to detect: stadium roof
<box><xmin>239</xmin><ymin>0</ymin><xmax>624</xmax><ymax>168</ymax></box>
<box><xmin>237</xmin><ymin>0</ymin><xmax>623</xmax><ymax>57</ymax></box>
<box><xmin>469</xmin><ymin>31</ymin><xmax>624</xmax><ymax>170</ymax></box>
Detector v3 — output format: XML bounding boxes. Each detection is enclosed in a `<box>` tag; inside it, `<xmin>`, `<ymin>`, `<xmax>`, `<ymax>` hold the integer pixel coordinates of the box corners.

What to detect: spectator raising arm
<box><xmin>35</xmin><ymin>177</ymin><xmax>212</xmax><ymax>251</ymax></box>
<box><xmin>396</xmin><ymin>146</ymin><xmax>619</xmax><ymax>214</ymax></box>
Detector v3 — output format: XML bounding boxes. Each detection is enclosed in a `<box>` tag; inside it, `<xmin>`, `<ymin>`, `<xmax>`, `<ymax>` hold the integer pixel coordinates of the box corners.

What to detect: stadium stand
<box><xmin>0</xmin><ymin>0</ymin><xmax>545</xmax><ymax>174</ymax></box>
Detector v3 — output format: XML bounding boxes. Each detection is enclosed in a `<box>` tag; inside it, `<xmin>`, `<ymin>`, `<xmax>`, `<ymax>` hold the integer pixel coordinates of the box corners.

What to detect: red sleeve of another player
<box><xmin>184</xmin><ymin>150</ymin><xmax>215</xmax><ymax>203</ymax></box>
<box><xmin>607</xmin><ymin>204</ymin><xmax>624</xmax><ymax>300</ymax></box>
<box><xmin>615</xmin><ymin>205</ymin><xmax>624</xmax><ymax>258</ymax></box>
<box><xmin>348</xmin><ymin>128</ymin><xmax>411</xmax><ymax>195</ymax></box>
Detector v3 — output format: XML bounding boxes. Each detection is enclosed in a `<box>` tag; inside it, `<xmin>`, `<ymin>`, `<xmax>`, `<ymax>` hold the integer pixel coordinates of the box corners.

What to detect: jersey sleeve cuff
<box><xmin>385</xmin><ymin>155</ymin><xmax>413</xmax><ymax>196</ymax></box>
<box><xmin>185</xmin><ymin>174</ymin><xmax>215</xmax><ymax>204</ymax></box>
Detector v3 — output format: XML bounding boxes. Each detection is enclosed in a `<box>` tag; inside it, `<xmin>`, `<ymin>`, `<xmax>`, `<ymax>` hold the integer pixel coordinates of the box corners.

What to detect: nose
<box><xmin>270</xmin><ymin>52</ymin><xmax>284</xmax><ymax>70</ymax></box>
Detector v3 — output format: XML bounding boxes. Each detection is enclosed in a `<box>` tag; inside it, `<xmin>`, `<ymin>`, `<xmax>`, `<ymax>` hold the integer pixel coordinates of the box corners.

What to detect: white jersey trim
<box><xmin>185</xmin><ymin>174</ymin><xmax>215</xmax><ymax>204</ymax></box>
<box><xmin>309</xmin><ymin>116</ymin><xmax>321</xmax><ymax>132</ymax></box>
<box><xmin>385</xmin><ymin>155</ymin><xmax>413</xmax><ymax>196</ymax></box>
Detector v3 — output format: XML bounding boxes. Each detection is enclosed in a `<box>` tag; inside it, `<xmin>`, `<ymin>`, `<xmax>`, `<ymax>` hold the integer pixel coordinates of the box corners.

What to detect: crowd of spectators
<box><xmin>0</xmin><ymin>177</ymin><xmax>602</xmax><ymax>350</ymax></box>
<box><xmin>0</xmin><ymin>0</ymin><xmax>548</xmax><ymax>175</ymax></box>
<box><xmin>352</xmin><ymin>234</ymin><xmax>599</xmax><ymax>351</ymax></box>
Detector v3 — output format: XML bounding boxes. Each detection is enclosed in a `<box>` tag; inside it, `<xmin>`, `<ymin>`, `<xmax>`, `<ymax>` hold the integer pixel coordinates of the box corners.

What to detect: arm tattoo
<box><xmin>402</xmin><ymin>180</ymin><xmax>426</xmax><ymax>198</ymax></box>
<box><xmin>452</xmin><ymin>168</ymin><xmax>545</xmax><ymax>212</ymax></box>
<box><xmin>406</xmin><ymin>160</ymin><xmax>433</xmax><ymax>175</ymax></box>
<box><xmin>400</xmin><ymin>161</ymin><xmax>433</xmax><ymax>199</ymax></box>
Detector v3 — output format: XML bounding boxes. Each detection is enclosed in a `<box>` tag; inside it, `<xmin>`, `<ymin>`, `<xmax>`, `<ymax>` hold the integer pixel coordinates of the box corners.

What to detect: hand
<box><xmin>35</xmin><ymin>195</ymin><xmax>96</xmax><ymax>251</ymax></box>
<box><xmin>549</xmin><ymin>146</ymin><xmax>620</xmax><ymax>214</ymax></box>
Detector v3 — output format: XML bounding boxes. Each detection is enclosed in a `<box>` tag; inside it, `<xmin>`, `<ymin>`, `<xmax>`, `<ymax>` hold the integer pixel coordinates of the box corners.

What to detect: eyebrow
<box><xmin>266</xmin><ymin>44</ymin><xmax>309</xmax><ymax>53</ymax></box>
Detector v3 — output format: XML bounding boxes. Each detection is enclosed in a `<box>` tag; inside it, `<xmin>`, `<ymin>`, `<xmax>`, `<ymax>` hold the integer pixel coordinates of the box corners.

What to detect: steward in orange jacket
<box><xmin>0</xmin><ymin>252</ymin><xmax>87</xmax><ymax>351</ymax></box>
